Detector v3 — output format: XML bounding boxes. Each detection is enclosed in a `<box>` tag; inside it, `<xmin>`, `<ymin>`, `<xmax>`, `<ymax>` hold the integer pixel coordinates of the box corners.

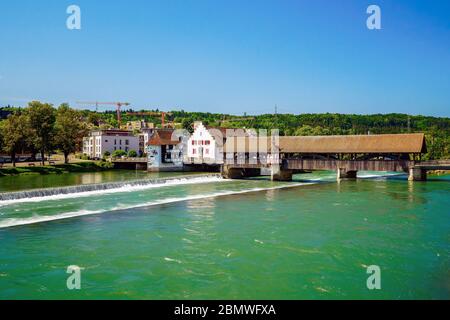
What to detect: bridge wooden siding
<box><xmin>413</xmin><ymin>160</ymin><xmax>450</xmax><ymax>171</ymax></box>
<box><xmin>284</xmin><ymin>159</ymin><xmax>413</xmax><ymax>172</ymax></box>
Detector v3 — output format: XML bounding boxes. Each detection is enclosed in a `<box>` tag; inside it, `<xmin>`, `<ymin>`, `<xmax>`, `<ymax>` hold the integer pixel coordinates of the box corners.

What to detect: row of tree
<box><xmin>0</xmin><ymin>102</ymin><xmax>87</xmax><ymax>166</ymax></box>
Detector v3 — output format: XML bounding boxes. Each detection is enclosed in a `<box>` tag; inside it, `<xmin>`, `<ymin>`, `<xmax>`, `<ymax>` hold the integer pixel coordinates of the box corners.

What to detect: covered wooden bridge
<box><xmin>221</xmin><ymin>133</ymin><xmax>448</xmax><ymax>181</ymax></box>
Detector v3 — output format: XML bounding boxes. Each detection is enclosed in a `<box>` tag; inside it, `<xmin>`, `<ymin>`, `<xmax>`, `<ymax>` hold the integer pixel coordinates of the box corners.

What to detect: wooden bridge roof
<box><xmin>224</xmin><ymin>133</ymin><xmax>427</xmax><ymax>154</ymax></box>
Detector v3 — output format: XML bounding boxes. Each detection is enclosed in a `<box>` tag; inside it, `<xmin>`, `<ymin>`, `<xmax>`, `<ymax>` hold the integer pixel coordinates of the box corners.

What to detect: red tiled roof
<box><xmin>147</xmin><ymin>129</ymin><xmax>180</xmax><ymax>146</ymax></box>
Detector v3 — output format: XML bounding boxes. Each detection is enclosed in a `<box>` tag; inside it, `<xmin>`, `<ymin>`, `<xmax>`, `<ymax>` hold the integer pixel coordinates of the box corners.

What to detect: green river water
<box><xmin>0</xmin><ymin>170</ymin><xmax>448</xmax><ymax>299</ymax></box>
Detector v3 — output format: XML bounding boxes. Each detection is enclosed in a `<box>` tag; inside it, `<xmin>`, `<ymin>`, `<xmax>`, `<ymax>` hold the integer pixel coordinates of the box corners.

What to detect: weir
<box><xmin>0</xmin><ymin>174</ymin><xmax>222</xmax><ymax>201</ymax></box>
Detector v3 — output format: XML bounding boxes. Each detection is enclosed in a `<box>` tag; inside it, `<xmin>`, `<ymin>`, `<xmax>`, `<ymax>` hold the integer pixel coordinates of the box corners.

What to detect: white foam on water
<box><xmin>357</xmin><ymin>172</ymin><xmax>406</xmax><ymax>179</ymax></box>
<box><xmin>0</xmin><ymin>182</ymin><xmax>314</xmax><ymax>229</ymax></box>
<box><xmin>0</xmin><ymin>176</ymin><xmax>225</xmax><ymax>206</ymax></box>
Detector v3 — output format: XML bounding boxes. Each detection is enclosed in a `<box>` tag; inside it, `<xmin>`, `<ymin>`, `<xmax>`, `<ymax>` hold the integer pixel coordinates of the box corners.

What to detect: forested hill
<box><xmin>168</xmin><ymin>111</ymin><xmax>450</xmax><ymax>135</ymax></box>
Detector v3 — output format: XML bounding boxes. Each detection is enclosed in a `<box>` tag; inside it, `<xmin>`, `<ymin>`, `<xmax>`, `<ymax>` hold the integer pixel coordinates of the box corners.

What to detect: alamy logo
<box><xmin>66</xmin><ymin>265</ymin><xmax>82</xmax><ymax>290</ymax></box>
<box><xmin>366</xmin><ymin>5</ymin><xmax>381</xmax><ymax>30</ymax></box>
<box><xmin>66</xmin><ymin>5</ymin><xmax>81</xmax><ymax>30</ymax></box>
<box><xmin>366</xmin><ymin>265</ymin><xmax>381</xmax><ymax>290</ymax></box>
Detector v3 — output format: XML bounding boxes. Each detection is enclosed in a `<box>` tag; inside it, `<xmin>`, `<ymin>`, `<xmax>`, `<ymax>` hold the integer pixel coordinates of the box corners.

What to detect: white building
<box><xmin>147</xmin><ymin>129</ymin><xmax>184</xmax><ymax>171</ymax></box>
<box><xmin>186</xmin><ymin>122</ymin><xmax>226</xmax><ymax>164</ymax></box>
<box><xmin>82</xmin><ymin>129</ymin><xmax>140</xmax><ymax>159</ymax></box>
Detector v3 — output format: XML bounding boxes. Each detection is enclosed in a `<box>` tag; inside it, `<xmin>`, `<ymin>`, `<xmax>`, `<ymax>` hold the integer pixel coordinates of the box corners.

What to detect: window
<box><xmin>192</xmin><ymin>149</ymin><xmax>197</xmax><ymax>155</ymax></box>
<box><xmin>205</xmin><ymin>149</ymin><xmax>209</xmax><ymax>155</ymax></box>
<box><xmin>205</xmin><ymin>140</ymin><xmax>210</xmax><ymax>145</ymax></box>
<box><xmin>120</xmin><ymin>140</ymin><xmax>122</xmax><ymax>145</ymax></box>
<box><xmin>114</xmin><ymin>139</ymin><xmax>117</xmax><ymax>145</ymax></box>
<box><xmin>125</xmin><ymin>140</ymin><xmax>129</xmax><ymax>146</ymax></box>
<box><xmin>105</xmin><ymin>140</ymin><xmax>108</xmax><ymax>143</ymax></box>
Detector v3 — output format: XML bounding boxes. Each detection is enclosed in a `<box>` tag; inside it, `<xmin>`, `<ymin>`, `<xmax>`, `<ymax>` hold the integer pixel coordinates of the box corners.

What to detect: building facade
<box><xmin>83</xmin><ymin>129</ymin><xmax>139</xmax><ymax>159</ymax></box>
<box><xmin>138</xmin><ymin>128</ymin><xmax>155</xmax><ymax>156</ymax></box>
<box><xmin>147</xmin><ymin>129</ymin><xmax>184</xmax><ymax>171</ymax></box>
<box><xmin>185</xmin><ymin>122</ymin><xmax>226</xmax><ymax>164</ymax></box>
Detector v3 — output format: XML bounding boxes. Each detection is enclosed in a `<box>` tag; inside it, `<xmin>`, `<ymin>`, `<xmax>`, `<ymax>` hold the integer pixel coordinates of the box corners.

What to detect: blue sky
<box><xmin>0</xmin><ymin>0</ymin><xmax>449</xmax><ymax>116</ymax></box>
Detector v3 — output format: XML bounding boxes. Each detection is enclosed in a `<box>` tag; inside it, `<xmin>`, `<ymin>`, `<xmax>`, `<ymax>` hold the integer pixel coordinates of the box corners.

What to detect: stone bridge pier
<box><xmin>271</xmin><ymin>164</ymin><xmax>293</xmax><ymax>181</ymax></box>
<box><xmin>221</xmin><ymin>165</ymin><xmax>261</xmax><ymax>179</ymax></box>
<box><xmin>408</xmin><ymin>167</ymin><xmax>427</xmax><ymax>181</ymax></box>
<box><xmin>337</xmin><ymin>168</ymin><xmax>357</xmax><ymax>180</ymax></box>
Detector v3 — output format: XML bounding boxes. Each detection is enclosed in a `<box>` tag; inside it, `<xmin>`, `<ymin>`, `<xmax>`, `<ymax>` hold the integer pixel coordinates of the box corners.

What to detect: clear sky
<box><xmin>0</xmin><ymin>0</ymin><xmax>449</xmax><ymax>116</ymax></box>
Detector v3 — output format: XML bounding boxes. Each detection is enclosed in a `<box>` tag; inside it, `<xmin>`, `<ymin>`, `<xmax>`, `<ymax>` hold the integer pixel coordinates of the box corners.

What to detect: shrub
<box><xmin>103</xmin><ymin>151</ymin><xmax>111</xmax><ymax>157</ymax></box>
<box><xmin>95</xmin><ymin>161</ymin><xmax>114</xmax><ymax>169</ymax></box>
<box><xmin>128</xmin><ymin>150</ymin><xmax>138</xmax><ymax>157</ymax></box>
<box><xmin>112</xmin><ymin>150</ymin><xmax>127</xmax><ymax>158</ymax></box>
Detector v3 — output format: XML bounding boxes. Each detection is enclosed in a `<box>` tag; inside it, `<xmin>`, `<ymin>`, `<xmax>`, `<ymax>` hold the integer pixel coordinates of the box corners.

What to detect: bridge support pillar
<box><xmin>135</xmin><ymin>163</ymin><xmax>147</xmax><ymax>170</ymax></box>
<box><xmin>408</xmin><ymin>167</ymin><xmax>427</xmax><ymax>181</ymax></box>
<box><xmin>221</xmin><ymin>166</ymin><xmax>244</xmax><ymax>179</ymax></box>
<box><xmin>337</xmin><ymin>168</ymin><xmax>357</xmax><ymax>180</ymax></box>
<box><xmin>271</xmin><ymin>165</ymin><xmax>293</xmax><ymax>181</ymax></box>
<box><xmin>221</xmin><ymin>166</ymin><xmax>261</xmax><ymax>179</ymax></box>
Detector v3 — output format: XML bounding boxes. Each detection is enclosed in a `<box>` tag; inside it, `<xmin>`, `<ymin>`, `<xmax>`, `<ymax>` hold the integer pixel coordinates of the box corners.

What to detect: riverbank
<box><xmin>0</xmin><ymin>161</ymin><xmax>114</xmax><ymax>177</ymax></box>
<box><xmin>429</xmin><ymin>170</ymin><xmax>450</xmax><ymax>176</ymax></box>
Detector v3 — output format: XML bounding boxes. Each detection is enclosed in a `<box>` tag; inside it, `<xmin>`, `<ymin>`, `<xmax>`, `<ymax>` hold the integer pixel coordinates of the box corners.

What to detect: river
<box><xmin>0</xmin><ymin>171</ymin><xmax>448</xmax><ymax>299</ymax></box>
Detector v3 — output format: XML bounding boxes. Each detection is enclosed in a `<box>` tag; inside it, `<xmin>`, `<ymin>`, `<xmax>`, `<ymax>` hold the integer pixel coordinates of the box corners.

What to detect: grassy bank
<box><xmin>0</xmin><ymin>161</ymin><xmax>114</xmax><ymax>176</ymax></box>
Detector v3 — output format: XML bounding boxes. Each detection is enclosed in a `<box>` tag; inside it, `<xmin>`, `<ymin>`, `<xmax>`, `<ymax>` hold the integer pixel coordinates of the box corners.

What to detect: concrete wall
<box><xmin>147</xmin><ymin>145</ymin><xmax>183</xmax><ymax>171</ymax></box>
<box><xmin>147</xmin><ymin>145</ymin><xmax>162</xmax><ymax>168</ymax></box>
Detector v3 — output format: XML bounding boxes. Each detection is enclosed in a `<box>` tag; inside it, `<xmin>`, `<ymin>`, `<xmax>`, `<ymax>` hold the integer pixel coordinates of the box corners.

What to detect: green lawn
<box><xmin>0</xmin><ymin>161</ymin><xmax>114</xmax><ymax>176</ymax></box>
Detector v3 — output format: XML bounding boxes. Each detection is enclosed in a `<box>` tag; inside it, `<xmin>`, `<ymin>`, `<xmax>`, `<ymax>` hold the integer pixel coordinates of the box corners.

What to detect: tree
<box><xmin>54</xmin><ymin>104</ymin><xmax>87</xmax><ymax>164</ymax></box>
<box><xmin>26</xmin><ymin>101</ymin><xmax>56</xmax><ymax>165</ymax></box>
<box><xmin>1</xmin><ymin>113</ymin><xmax>30</xmax><ymax>167</ymax></box>
<box><xmin>181</xmin><ymin>118</ymin><xmax>194</xmax><ymax>133</ymax></box>
<box><xmin>86</xmin><ymin>112</ymin><xmax>101</xmax><ymax>127</ymax></box>
<box><xmin>425</xmin><ymin>127</ymin><xmax>449</xmax><ymax>160</ymax></box>
<box><xmin>128</xmin><ymin>150</ymin><xmax>137</xmax><ymax>157</ymax></box>
<box><xmin>0</xmin><ymin>122</ymin><xmax>3</xmax><ymax>152</ymax></box>
<box><xmin>112</xmin><ymin>150</ymin><xmax>127</xmax><ymax>158</ymax></box>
